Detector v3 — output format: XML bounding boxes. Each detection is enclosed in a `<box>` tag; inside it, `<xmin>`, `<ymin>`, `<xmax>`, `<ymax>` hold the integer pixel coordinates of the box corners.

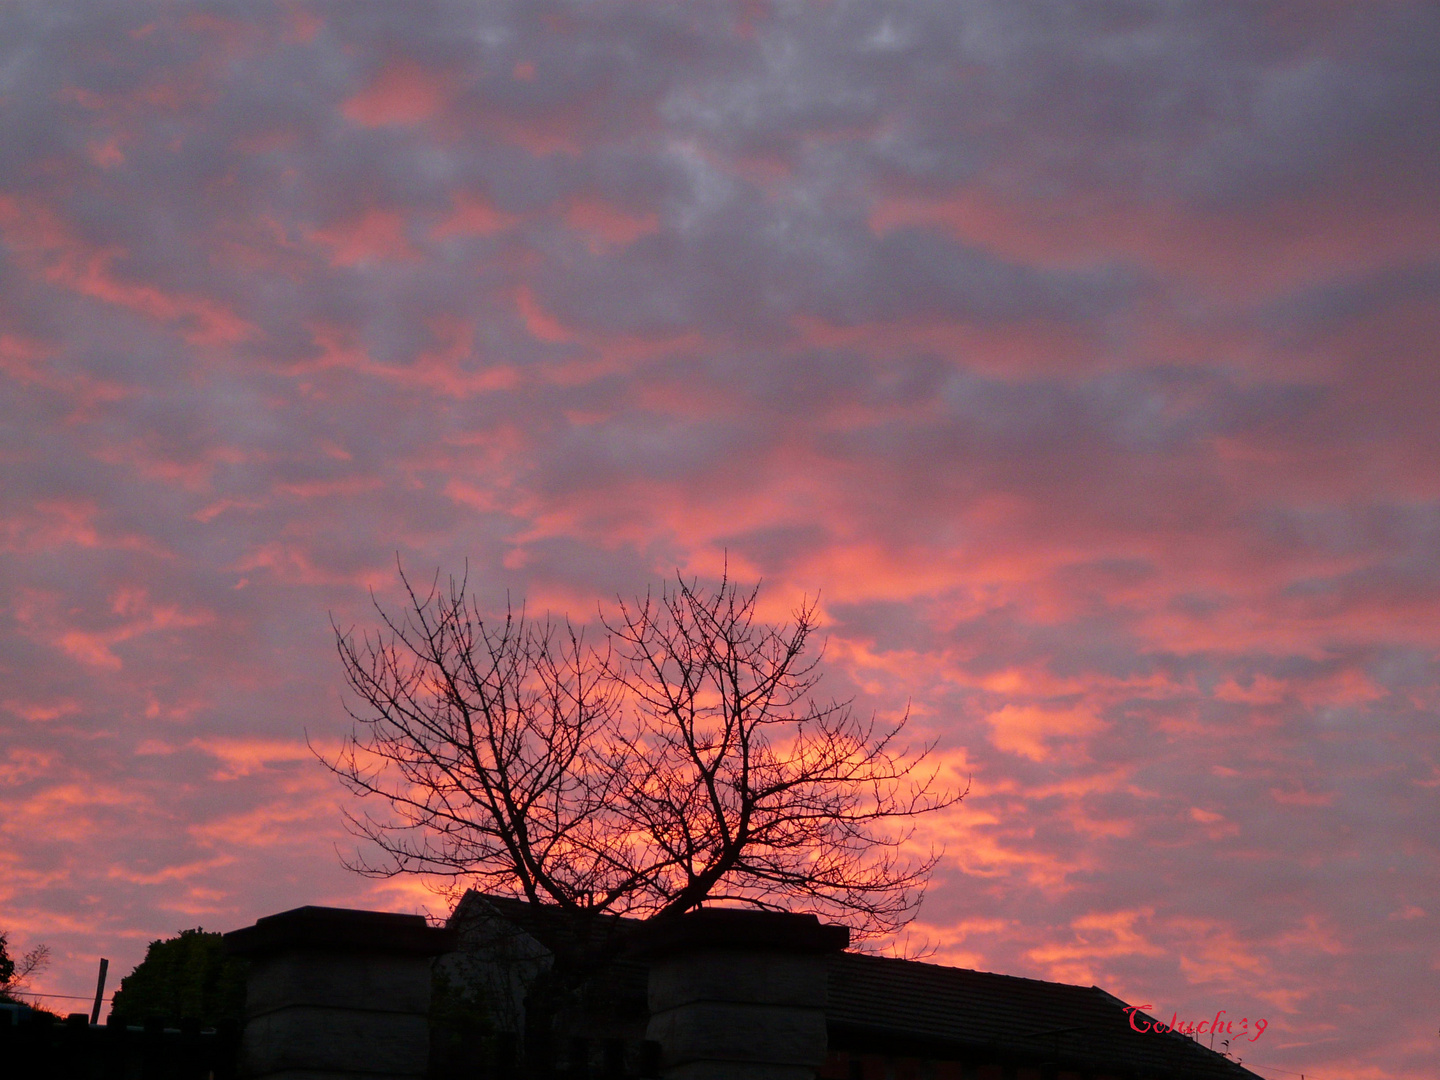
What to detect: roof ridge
<box><xmin>833</xmin><ymin>949</ymin><xmax>1102</xmax><ymax>994</ymax></box>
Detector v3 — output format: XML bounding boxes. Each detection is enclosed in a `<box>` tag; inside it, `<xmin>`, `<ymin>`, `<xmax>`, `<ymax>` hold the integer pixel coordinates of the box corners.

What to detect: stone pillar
<box><xmin>635</xmin><ymin>910</ymin><xmax>849</xmax><ymax>1080</ymax></box>
<box><xmin>224</xmin><ymin>905</ymin><xmax>455</xmax><ymax>1080</ymax></box>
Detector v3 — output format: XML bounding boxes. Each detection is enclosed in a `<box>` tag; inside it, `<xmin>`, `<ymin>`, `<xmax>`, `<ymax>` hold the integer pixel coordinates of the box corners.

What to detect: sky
<box><xmin>1</xmin><ymin>1</ymin><xmax>1437</xmax><ymax>1076</ymax></box>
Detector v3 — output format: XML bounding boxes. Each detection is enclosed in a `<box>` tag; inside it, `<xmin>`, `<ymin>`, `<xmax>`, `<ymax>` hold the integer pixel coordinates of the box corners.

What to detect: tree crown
<box><xmin>326</xmin><ymin>567</ymin><xmax>963</xmax><ymax>941</ymax></box>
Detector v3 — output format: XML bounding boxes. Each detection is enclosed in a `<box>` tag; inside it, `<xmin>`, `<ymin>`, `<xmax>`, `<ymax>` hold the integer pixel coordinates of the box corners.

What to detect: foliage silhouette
<box><xmin>109</xmin><ymin>929</ymin><xmax>246</xmax><ymax>1028</ymax></box>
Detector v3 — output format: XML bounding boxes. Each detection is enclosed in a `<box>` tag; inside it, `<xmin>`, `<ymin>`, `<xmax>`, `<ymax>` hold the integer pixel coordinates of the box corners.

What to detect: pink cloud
<box><xmin>343</xmin><ymin>61</ymin><xmax>448</xmax><ymax>127</ymax></box>
<box><xmin>868</xmin><ymin>182</ymin><xmax>1440</xmax><ymax>299</ymax></box>
<box><xmin>565</xmin><ymin>198</ymin><xmax>660</xmax><ymax>251</ymax></box>
<box><xmin>307</xmin><ymin>207</ymin><xmax>418</xmax><ymax>267</ymax></box>
<box><xmin>431</xmin><ymin>193</ymin><xmax>519</xmax><ymax>239</ymax></box>
<box><xmin>0</xmin><ymin>196</ymin><xmax>254</xmax><ymax>345</ymax></box>
<box><xmin>2</xmin><ymin>6</ymin><xmax>1436</xmax><ymax>1076</ymax></box>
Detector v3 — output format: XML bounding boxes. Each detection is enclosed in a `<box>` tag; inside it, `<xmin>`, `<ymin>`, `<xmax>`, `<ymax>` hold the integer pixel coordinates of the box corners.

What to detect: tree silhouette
<box><xmin>0</xmin><ymin>928</ymin><xmax>49</xmax><ymax>1005</ymax></box>
<box><xmin>324</xmin><ymin>566</ymin><xmax>961</xmax><ymax>941</ymax></box>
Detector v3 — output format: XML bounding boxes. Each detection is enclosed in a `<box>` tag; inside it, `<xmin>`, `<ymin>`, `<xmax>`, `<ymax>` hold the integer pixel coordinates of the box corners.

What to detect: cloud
<box><xmin>0</xmin><ymin>3</ymin><xmax>1436</xmax><ymax>1076</ymax></box>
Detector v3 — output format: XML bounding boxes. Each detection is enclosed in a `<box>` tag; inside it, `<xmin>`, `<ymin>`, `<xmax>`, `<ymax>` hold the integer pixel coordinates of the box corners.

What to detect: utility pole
<box><xmin>89</xmin><ymin>958</ymin><xmax>108</xmax><ymax>1025</ymax></box>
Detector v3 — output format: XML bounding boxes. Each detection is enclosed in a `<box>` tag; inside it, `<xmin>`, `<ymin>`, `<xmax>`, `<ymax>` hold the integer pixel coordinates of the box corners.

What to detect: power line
<box><xmin>7</xmin><ymin>991</ymin><xmax>114</xmax><ymax>1003</ymax></box>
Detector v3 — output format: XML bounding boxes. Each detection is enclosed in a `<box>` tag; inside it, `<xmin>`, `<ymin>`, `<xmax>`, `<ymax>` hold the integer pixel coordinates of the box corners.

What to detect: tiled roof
<box><xmin>827</xmin><ymin>951</ymin><xmax>1264</xmax><ymax>1080</ymax></box>
<box><xmin>450</xmin><ymin>894</ymin><xmax>1266</xmax><ymax>1079</ymax></box>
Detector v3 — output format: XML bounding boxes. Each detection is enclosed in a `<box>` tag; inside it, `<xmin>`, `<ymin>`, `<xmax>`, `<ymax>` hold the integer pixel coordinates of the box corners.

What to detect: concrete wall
<box><xmin>226</xmin><ymin>901</ymin><xmax>852</xmax><ymax>1080</ymax></box>
<box><xmin>635</xmin><ymin>910</ymin><xmax>849</xmax><ymax>1080</ymax></box>
<box><xmin>224</xmin><ymin>905</ymin><xmax>454</xmax><ymax>1080</ymax></box>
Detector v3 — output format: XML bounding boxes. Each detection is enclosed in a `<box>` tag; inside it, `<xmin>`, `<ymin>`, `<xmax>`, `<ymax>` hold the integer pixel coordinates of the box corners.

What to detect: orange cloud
<box><xmin>187</xmin><ymin>790</ymin><xmax>337</xmax><ymax>849</ymax></box>
<box><xmin>106</xmin><ymin>856</ymin><xmax>235</xmax><ymax>887</ymax></box>
<box><xmin>191</xmin><ymin>736</ymin><xmax>327</xmax><ymax>781</ymax></box>
<box><xmin>8</xmin><ymin>783</ymin><xmax>149</xmax><ymax>842</ymax></box>
<box><xmin>10</xmin><ymin>585</ymin><xmax>213</xmax><ymax>671</ymax></box>
<box><xmin>985</xmin><ymin>704</ymin><xmax>1104</xmax><ymax>762</ymax></box>
<box><xmin>1027</xmin><ymin>908</ymin><xmax>1165</xmax><ymax>985</ymax></box>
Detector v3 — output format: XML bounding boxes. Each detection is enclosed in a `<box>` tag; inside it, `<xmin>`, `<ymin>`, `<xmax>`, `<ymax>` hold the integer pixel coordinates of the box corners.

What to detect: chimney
<box><xmin>634</xmin><ymin>909</ymin><xmax>849</xmax><ymax>1080</ymax></box>
<box><xmin>224</xmin><ymin>905</ymin><xmax>454</xmax><ymax>1080</ymax></box>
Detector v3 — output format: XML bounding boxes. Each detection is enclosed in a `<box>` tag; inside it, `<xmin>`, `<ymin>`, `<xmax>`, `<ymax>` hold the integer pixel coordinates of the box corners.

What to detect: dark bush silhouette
<box><xmin>109</xmin><ymin>928</ymin><xmax>247</xmax><ymax>1027</ymax></box>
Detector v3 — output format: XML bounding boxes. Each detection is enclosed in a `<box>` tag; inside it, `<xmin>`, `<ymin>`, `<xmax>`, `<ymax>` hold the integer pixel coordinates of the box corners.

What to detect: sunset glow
<box><xmin>2</xmin><ymin>5</ymin><xmax>1437</xmax><ymax>1078</ymax></box>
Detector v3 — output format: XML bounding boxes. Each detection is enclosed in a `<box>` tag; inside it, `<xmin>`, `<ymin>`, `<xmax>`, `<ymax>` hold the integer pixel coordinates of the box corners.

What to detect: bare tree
<box><xmin>0</xmin><ymin>929</ymin><xmax>51</xmax><ymax>1004</ymax></box>
<box><xmin>325</xmin><ymin>565</ymin><xmax>961</xmax><ymax>941</ymax></box>
<box><xmin>325</xmin><ymin>567</ymin><xmax>630</xmax><ymax>911</ymax></box>
<box><xmin>599</xmin><ymin>576</ymin><xmax>960</xmax><ymax>938</ymax></box>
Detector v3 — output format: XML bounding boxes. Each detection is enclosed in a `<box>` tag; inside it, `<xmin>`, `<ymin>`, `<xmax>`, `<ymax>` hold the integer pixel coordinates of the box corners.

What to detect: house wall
<box><xmin>223</xmin><ymin>906</ymin><xmax>453</xmax><ymax>1080</ymax></box>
